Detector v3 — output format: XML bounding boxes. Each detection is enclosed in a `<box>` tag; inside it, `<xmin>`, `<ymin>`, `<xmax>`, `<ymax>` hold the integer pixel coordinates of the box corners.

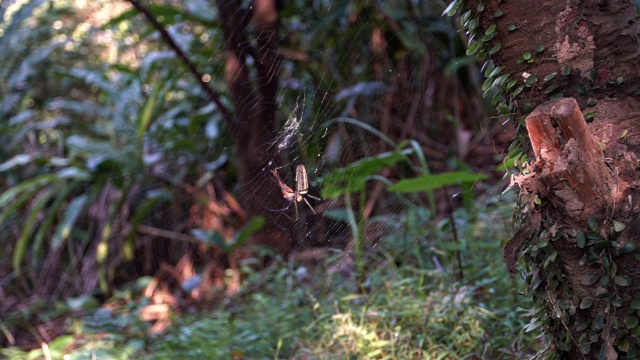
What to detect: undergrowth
<box><xmin>1</xmin><ymin>193</ymin><xmax>538</xmax><ymax>359</ymax></box>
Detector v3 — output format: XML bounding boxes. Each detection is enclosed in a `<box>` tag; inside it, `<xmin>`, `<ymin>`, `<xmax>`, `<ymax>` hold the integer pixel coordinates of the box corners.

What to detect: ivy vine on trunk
<box><xmin>446</xmin><ymin>0</ymin><xmax>640</xmax><ymax>358</ymax></box>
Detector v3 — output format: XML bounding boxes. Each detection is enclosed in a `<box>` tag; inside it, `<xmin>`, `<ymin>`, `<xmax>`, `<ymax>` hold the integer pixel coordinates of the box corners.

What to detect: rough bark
<box><xmin>217</xmin><ymin>0</ymin><xmax>292</xmax><ymax>253</ymax></box>
<box><xmin>463</xmin><ymin>0</ymin><xmax>640</xmax><ymax>357</ymax></box>
<box><xmin>131</xmin><ymin>0</ymin><xmax>292</xmax><ymax>252</ymax></box>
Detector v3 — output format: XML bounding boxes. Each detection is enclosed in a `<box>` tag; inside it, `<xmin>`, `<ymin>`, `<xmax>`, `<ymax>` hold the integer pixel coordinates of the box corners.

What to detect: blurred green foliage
<box><xmin>0</xmin><ymin>0</ymin><xmax>234</xmax><ymax>298</ymax></box>
<box><xmin>0</xmin><ymin>0</ymin><xmax>493</xmax><ymax>300</ymax></box>
<box><xmin>2</xmin><ymin>192</ymin><xmax>536</xmax><ymax>359</ymax></box>
<box><xmin>0</xmin><ymin>0</ymin><xmax>518</xmax><ymax>356</ymax></box>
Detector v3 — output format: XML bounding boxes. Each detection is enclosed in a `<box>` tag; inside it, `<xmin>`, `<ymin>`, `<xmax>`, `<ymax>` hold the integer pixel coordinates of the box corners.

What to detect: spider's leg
<box><xmin>302</xmin><ymin>196</ymin><xmax>317</xmax><ymax>214</ymax></box>
<box><xmin>306</xmin><ymin>194</ymin><xmax>321</xmax><ymax>201</ymax></box>
<box><xmin>263</xmin><ymin>202</ymin><xmax>296</xmax><ymax>230</ymax></box>
<box><xmin>293</xmin><ymin>198</ymin><xmax>299</xmax><ymax>221</ymax></box>
<box><xmin>270</xmin><ymin>215</ymin><xmax>296</xmax><ymax>231</ymax></box>
<box><xmin>261</xmin><ymin>198</ymin><xmax>294</xmax><ymax>212</ymax></box>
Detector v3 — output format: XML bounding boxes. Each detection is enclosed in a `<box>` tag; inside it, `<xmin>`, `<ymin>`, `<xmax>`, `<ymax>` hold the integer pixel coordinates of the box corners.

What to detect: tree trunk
<box><xmin>217</xmin><ymin>0</ymin><xmax>292</xmax><ymax>253</ymax></box>
<box><xmin>456</xmin><ymin>0</ymin><xmax>640</xmax><ymax>357</ymax></box>
<box><xmin>130</xmin><ymin>0</ymin><xmax>293</xmax><ymax>253</ymax></box>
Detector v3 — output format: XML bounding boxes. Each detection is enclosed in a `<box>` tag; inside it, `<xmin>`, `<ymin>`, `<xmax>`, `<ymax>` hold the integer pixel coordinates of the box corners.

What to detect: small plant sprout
<box><xmin>620</xmin><ymin>129</ymin><xmax>628</xmax><ymax>139</ymax></box>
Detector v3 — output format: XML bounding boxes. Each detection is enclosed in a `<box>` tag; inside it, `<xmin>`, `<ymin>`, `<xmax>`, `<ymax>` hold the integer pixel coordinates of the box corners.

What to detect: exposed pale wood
<box><xmin>523</xmin><ymin>97</ymin><xmax>610</xmax><ymax>220</ymax></box>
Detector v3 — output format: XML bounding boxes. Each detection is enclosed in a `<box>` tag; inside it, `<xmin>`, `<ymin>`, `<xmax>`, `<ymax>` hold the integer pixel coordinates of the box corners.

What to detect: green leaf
<box><xmin>322</xmin><ymin>208</ymin><xmax>350</xmax><ymax>222</ymax></box>
<box><xmin>193</xmin><ymin>216</ymin><xmax>265</xmax><ymax>254</ymax></box>
<box><xmin>576</xmin><ymin>321</ymin><xmax>591</xmax><ymax>331</ymax></box>
<box><xmin>524</xmin><ymin>318</ymin><xmax>544</xmax><ymax>333</ymax></box>
<box><xmin>612</xmin><ymin>220</ymin><xmax>626</xmax><ymax>232</ymax></box>
<box><xmin>0</xmin><ymin>174</ymin><xmax>57</xmax><ymax>207</ymax></box>
<box><xmin>230</xmin><ymin>216</ymin><xmax>265</xmax><ymax>253</ymax></box>
<box><xmin>610</xmin><ymin>261</ymin><xmax>617</xmax><ymax>278</ymax></box>
<box><xmin>620</xmin><ymin>241</ymin><xmax>637</xmax><ymax>254</ymax></box>
<box><xmin>483</xmin><ymin>62</ymin><xmax>495</xmax><ymax>77</ymax></box>
<box><xmin>0</xmin><ymin>186</ymin><xmax>41</xmax><ymax>228</ymax></box>
<box><xmin>594</xmin><ymin>238</ymin><xmax>609</xmax><ymax>248</ymax></box>
<box><xmin>320</xmin><ymin>148</ymin><xmax>413</xmax><ymax>198</ymax></box>
<box><xmin>583</xmin><ymin>274</ymin><xmax>599</xmax><ymax>285</ymax></box>
<box><xmin>477</xmin><ymin>3</ymin><xmax>485</xmax><ymax>12</ymax></box>
<box><xmin>487</xmin><ymin>65</ymin><xmax>505</xmax><ymax>80</ymax></box>
<box><xmin>388</xmin><ymin>171</ymin><xmax>489</xmax><ymax>193</ymax></box>
<box><xmin>601</xmin><ymin>255</ymin><xmax>610</xmax><ymax>271</ymax></box>
<box><xmin>535</xmin><ymin>44</ymin><xmax>544</xmax><ymax>53</ymax></box>
<box><xmin>580</xmin><ymin>343</ymin><xmax>591</xmax><ymax>355</ymax></box>
<box><xmin>579</xmin><ymin>298</ymin><xmax>593</xmax><ymax>309</ymax></box>
<box><xmin>466</xmin><ymin>41</ymin><xmax>482</xmax><ymax>56</ymax></box>
<box><xmin>48</xmin><ymin>335</ymin><xmax>76</xmax><ymax>353</ymax></box>
<box><xmin>593</xmin><ymin>315</ymin><xmax>605</xmax><ymax>330</ymax></box>
<box><xmin>138</xmin><ymin>84</ymin><xmax>161</xmax><ymax>140</ymax></box>
<box><xmin>626</xmin><ymin>315</ymin><xmax>639</xmax><ymax>329</ymax></box>
<box><xmin>494</xmin><ymin>9</ymin><xmax>503</xmax><ymax>17</ymax></box>
<box><xmin>442</xmin><ymin>0</ymin><xmax>462</xmax><ymax>16</ymax></box>
<box><xmin>497</xmin><ymin>103</ymin><xmax>511</xmax><ymax>115</ymax></box>
<box><xmin>489</xmin><ymin>43</ymin><xmax>502</xmax><ymax>55</ymax></box>
<box><xmin>522</xmin><ymin>51</ymin><xmax>531</xmax><ymax>60</ymax></box>
<box><xmin>460</xmin><ymin>10</ymin><xmax>473</xmax><ymax>24</ymax></box>
<box><xmin>485</xmin><ymin>24</ymin><xmax>497</xmax><ymax>35</ymax></box>
<box><xmin>511</xmin><ymin>85</ymin><xmax>524</xmax><ymax>97</ymax></box>
<box><xmin>576</xmin><ymin>231</ymin><xmax>586</xmax><ymax>248</ymax></box>
<box><xmin>468</xmin><ymin>19</ymin><xmax>478</xmax><ymax>32</ymax></box>
<box><xmin>0</xmin><ymin>154</ymin><xmax>33</xmax><ymax>172</ymax></box>
<box><xmin>481</xmin><ymin>33</ymin><xmax>495</xmax><ymax>42</ymax></box>
<box><xmin>492</xmin><ymin>74</ymin><xmax>510</xmax><ymax>88</ymax></box>
<box><xmin>587</xmin><ymin>216</ymin><xmax>600</xmax><ymax>232</ymax></box>
<box><xmin>12</xmin><ymin>188</ymin><xmax>57</xmax><ymax>276</ymax></box>
<box><xmin>445</xmin><ymin>56</ymin><xmax>472</xmax><ymax>76</ymax></box>
<box><xmin>612</xmin><ymin>296</ymin><xmax>623</xmax><ymax>307</ymax></box>
<box><xmin>507</xmin><ymin>23</ymin><xmax>516</xmax><ymax>31</ymax></box>
<box><xmin>631</xmin><ymin>299</ymin><xmax>640</xmax><ymax>309</ymax></box>
<box><xmin>124</xmin><ymin>190</ymin><xmax>173</xmax><ymax>260</ymax></box>
<box><xmin>618</xmin><ymin>338</ymin><xmax>630</xmax><ymax>352</ymax></box>
<box><xmin>33</xmin><ymin>183</ymin><xmax>77</xmax><ymax>262</ymax></box>
<box><xmin>614</xmin><ymin>276</ymin><xmax>631</xmax><ymax>287</ymax></box>
<box><xmin>578</xmin><ymin>85</ymin><xmax>588</xmax><ymax>95</ymax></box>
<box><xmin>322</xmin><ymin>117</ymin><xmax>397</xmax><ymax>149</ymax></box>
<box><xmin>51</xmin><ymin>195</ymin><xmax>89</xmax><ymax>249</ymax></box>
<box><xmin>620</xmin><ymin>129</ymin><xmax>628</xmax><ymax>139</ymax></box>
<box><xmin>544</xmin><ymin>83</ymin><xmax>561</xmax><ymax>94</ymax></box>
<box><xmin>544</xmin><ymin>73</ymin><xmax>557</xmax><ymax>82</ymax></box>
<box><xmin>397</xmin><ymin>32</ymin><xmax>427</xmax><ymax>55</ymax></box>
<box><xmin>492</xmin><ymin>96</ymin><xmax>504</xmax><ymax>110</ymax></box>
<box><xmin>191</xmin><ymin>229</ymin><xmax>224</xmax><ymax>248</ymax></box>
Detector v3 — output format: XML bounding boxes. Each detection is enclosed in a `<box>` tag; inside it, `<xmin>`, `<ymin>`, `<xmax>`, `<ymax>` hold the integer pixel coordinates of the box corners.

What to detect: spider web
<box><xmin>216</xmin><ymin>0</ymin><xmax>516</xmax><ymax>272</ymax></box>
<box><xmin>0</xmin><ymin>0</ymin><xmax>523</xmax><ymax>354</ymax></box>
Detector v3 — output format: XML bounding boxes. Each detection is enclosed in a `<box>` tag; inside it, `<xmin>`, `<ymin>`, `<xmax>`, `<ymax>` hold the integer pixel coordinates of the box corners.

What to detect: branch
<box><xmin>125</xmin><ymin>0</ymin><xmax>233</xmax><ymax>127</ymax></box>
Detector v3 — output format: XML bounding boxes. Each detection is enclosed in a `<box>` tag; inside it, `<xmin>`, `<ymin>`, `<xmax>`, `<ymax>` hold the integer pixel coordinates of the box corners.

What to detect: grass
<box><xmin>1</xmin><ymin>192</ymin><xmax>539</xmax><ymax>359</ymax></box>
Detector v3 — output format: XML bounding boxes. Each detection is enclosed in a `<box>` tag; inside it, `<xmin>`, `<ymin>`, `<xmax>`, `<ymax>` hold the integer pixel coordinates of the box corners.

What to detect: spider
<box><xmin>267</xmin><ymin>164</ymin><xmax>321</xmax><ymax>224</ymax></box>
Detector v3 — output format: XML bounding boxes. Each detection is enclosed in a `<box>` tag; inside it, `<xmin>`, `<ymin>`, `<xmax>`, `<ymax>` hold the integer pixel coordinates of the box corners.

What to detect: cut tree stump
<box><xmin>503</xmin><ymin>97</ymin><xmax>615</xmax><ymax>273</ymax></box>
<box><xmin>524</xmin><ymin>97</ymin><xmax>611</xmax><ymax>218</ymax></box>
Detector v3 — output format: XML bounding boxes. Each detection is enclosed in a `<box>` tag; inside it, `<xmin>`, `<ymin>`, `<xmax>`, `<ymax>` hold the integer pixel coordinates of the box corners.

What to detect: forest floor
<box><xmin>1</xmin><ymin>192</ymin><xmax>540</xmax><ymax>359</ymax></box>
